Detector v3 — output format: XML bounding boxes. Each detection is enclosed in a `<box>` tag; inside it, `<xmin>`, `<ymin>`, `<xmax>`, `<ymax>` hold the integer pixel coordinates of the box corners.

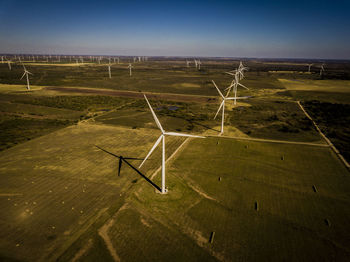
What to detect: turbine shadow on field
<box><xmin>167</xmin><ymin>114</ymin><xmax>221</xmax><ymax>133</ymax></box>
<box><xmin>95</xmin><ymin>145</ymin><xmax>161</xmax><ymax>192</ymax></box>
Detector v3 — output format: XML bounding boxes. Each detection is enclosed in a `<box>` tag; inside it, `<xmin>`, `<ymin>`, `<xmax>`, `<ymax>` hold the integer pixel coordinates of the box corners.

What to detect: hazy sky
<box><xmin>0</xmin><ymin>0</ymin><xmax>349</xmax><ymax>59</ymax></box>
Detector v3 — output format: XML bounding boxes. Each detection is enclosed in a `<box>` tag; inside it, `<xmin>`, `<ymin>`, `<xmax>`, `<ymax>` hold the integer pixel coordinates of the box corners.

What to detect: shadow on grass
<box><xmin>95</xmin><ymin>145</ymin><xmax>161</xmax><ymax>192</ymax></box>
<box><xmin>162</xmin><ymin>114</ymin><xmax>221</xmax><ymax>133</ymax></box>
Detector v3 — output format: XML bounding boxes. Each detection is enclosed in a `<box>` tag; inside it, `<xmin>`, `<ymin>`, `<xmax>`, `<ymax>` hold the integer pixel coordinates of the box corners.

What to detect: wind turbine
<box><xmin>197</xmin><ymin>59</ymin><xmax>201</xmax><ymax>70</ymax></box>
<box><xmin>212</xmin><ymin>80</ymin><xmax>249</xmax><ymax>134</ymax></box>
<box><xmin>108</xmin><ymin>63</ymin><xmax>112</xmax><ymax>78</ymax></box>
<box><xmin>194</xmin><ymin>59</ymin><xmax>198</xmax><ymax>69</ymax></box>
<box><xmin>308</xmin><ymin>63</ymin><xmax>313</xmax><ymax>72</ymax></box>
<box><xmin>128</xmin><ymin>63</ymin><xmax>133</xmax><ymax>76</ymax></box>
<box><xmin>139</xmin><ymin>94</ymin><xmax>204</xmax><ymax>194</ymax></box>
<box><xmin>320</xmin><ymin>64</ymin><xmax>325</xmax><ymax>76</ymax></box>
<box><xmin>225</xmin><ymin>70</ymin><xmax>249</xmax><ymax>105</ymax></box>
<box><xmin>20</xmin><ymin>66</ymin><xmax>33</xmax><ymax>90</ymax></box>
<box><xmin>1</xmin><ymin>56</ymin><xmax>4</xmax><ymax>63</ymax></box>
<box><xmin>186</xmin><ymin>60</ymin><xmax>190</xmax><ymax>67</ymax></box>
<box><xmin>7</xmin><ymin>59</ymin><xmax>11</xmax><ymax>70</ymax></box>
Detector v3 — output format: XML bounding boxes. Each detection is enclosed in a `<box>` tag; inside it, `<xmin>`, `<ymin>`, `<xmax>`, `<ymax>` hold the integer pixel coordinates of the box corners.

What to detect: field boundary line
<box><xmin>297</xmin><ymin>101</ymin><xmax>350</xmax><ymax>170</ymax></box>
<box><xmin>207</xmin><ymin>135</ymin><xmax>329</xmax><ymax>148</ymax></box>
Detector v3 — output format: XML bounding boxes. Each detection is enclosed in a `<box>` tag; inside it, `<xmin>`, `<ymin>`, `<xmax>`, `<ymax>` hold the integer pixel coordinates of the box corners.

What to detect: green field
<box><xmin>0</xmin><ymin>58</ymin><xmax>349</xmax><ymax>261</ymax></box>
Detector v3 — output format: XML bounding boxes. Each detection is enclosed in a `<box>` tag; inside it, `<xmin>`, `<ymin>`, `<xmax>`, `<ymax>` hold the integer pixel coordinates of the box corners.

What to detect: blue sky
<box><xmin>0</xmin><ymin>0</ymin><xmax>349</xmax><ymax>59</ymax></box>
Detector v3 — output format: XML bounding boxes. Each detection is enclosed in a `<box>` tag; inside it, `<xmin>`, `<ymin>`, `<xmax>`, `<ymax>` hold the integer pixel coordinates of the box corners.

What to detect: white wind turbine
<box><xmin>225</xmin><ymin>70</ymin><xmax>249</xmax><ymax>105</ymax></box>
<box><xmin>128</xmin><ymin>63</ymin><xmax>133</xmax><ymax>76</ymax></box>
<box><xmin>7</xmin><ymin>59</ymin><xmax>11</xmax><ymax>70</ymax></box>
<box><xmin>20</xmin><ymin>65</ymin><xmax>33</xmax><ymax>90</ymax></box>
<box><xmin>320</xmin><ymin>64</ymin><xmax>325</xmax><ymax>76</ymax></box>
<box><xmin>212</xmin><ymin>80</ymin><xmax>249</xmax><ymax>134</ymax></box>
<box><xmin>108</xmin><ymin>63</ymin><xmax>112</xmax><ymax>78</ymax></box>
<box><xmin>308</xmin><ymin>63</ymin><xmax>313</xmax><ymax>72</ymax></box>
<box><xmin>197</xmin><ymin>59</ymin><xmax>201</xmax><ymax>70</ymax></box>
<box><xmin>194</xmin><ymin>59</ymin><xmax>198</xmax><ymax>69</ymax></box>
<box><xmin>139</xmin><ymin>94</ymin><xmax>204</xmax><ymax>194</ymax></box>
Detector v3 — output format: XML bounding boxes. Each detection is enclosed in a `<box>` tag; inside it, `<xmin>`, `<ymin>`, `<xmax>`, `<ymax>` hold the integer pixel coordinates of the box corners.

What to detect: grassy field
<box><xmin>116</xmin><ymin>137</ymin><xmax>350</xmax><ymax>261</ymax></box>
<box><xmin>0</xmin><ymin>123</ymin><xmax>188</xmax><ymax>261</ymax></box>
<box><xmin>0</xmin><ymin>58</ymin><xmax>349</xmax><ymax>261</ymax></box>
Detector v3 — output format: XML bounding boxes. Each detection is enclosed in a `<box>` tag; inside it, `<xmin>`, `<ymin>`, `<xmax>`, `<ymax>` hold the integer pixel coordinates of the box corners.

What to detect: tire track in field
<box><xmin>98</xmin><ymin>204</ymin><xmax>130</xmax><ymax>262</ymax></box>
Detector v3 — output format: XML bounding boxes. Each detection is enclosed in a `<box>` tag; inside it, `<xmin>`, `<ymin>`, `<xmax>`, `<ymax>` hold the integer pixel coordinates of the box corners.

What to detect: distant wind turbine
<box><xmin>128</xmin><ymin>63</ymin><xmax>133</xmax><ymax>76</ymax></box>
<box><xmin>225</xmin><ymin>71</ymin><xmax>249</xmax><ymax>105</ymax></box>
<box><xmin>212</xmin><ymin>80</ymin><xmax>249</xmax><ymax>134</ymax></box>
<box><xmin>7</xmin><ymin>59</ymin><xmax>11</xmax><ymax>70</ymax></box>
<box><xmin>108</xmin><ymin>63</ymin><xmax>112</xmax><ymax>78</ymax></box>
<box><xmin>194</xmin><ymin>59</ymin><xmax>198</xmax><ymax>69</ymax></box>
<box><xmin>308</xmin><ymin>63</ymin><xmax>313</xmax><ymax>72</ymax></box>
<box><xmin>320</xmin><ymin>64</ymin><xmax>325</xmax><ymax>76</ymax></box>
<box><xmin>139</xmin><ymin>94</ymin><xmax>204</xmax><ymax>194</ymax></box>
<box><xmin>20</xmin><ymin>65</ymin><xmax>33</xmax><ymax>90</ymax></box>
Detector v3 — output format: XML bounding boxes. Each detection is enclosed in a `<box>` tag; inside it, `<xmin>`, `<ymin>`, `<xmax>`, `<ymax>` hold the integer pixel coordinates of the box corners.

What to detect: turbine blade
<box><xmin>226</xmin><ymin>96</ymin><xmax>251</xmax><ymax>100</ymax></box>
<box><xmin>212</xmin><ymin>80</ymin><xmax>224</xmax><ymax>99</ymax></box>
<box><xmin>20</xmin><ymin>72</ymin><xmax>26</xmax><ymax>80</ymax></box>
<box><xmin>238</xmin><ymin>83</ymin><xmax>249</xmax><ymax>90</ymax></box>
<box><xmin>139</xmin><ymin>135</ymin><xmax>163</xmax><ymax>168</ymax></box>
<box><xmin>214</xmin><ymin>101</ymin><xmax>224</xmax><ymax>119</ymax></box>
<box><xmin>144</xmin><ymin>94</ymin><xmax>164</xmax><ymax>133</ymax></box>
<box><xmin>164</xmin><ymin>132</ymin><xmax>204</xmax><ymax>138</ymax></box>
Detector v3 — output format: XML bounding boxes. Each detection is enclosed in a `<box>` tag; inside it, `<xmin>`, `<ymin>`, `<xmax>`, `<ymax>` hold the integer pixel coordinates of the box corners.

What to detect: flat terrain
<box><xmin>0</xmin><ymin>58</ymin><xmax>349</xmax><ymax>261</ymax></box>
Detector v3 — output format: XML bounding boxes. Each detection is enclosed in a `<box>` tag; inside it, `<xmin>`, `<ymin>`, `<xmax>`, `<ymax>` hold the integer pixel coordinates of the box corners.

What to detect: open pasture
<box><xmin>0</xmin><ymin>122</ymin><xmax>188</xmax><ymax>261</ymax></box>
<box><xmin>0</xmin><ymin>60</ymin><xmax>287</xmax><ymax>97</ymax></box>
<box><xmin>279</xmin><ymin>79</ymin><xmax>350</xmax><ymax>93</ymax></box>
<box><xmin>111</xmin><ymin>137</ymin><xmax>350</xmax><ymax>261</ymax></box>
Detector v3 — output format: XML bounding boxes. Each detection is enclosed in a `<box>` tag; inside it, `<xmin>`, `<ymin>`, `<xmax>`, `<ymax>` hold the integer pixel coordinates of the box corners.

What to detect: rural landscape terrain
<box><xmin>0</xmin><ymin>56</ymin><xmax>349</xmax><ymax>261</ymax></box>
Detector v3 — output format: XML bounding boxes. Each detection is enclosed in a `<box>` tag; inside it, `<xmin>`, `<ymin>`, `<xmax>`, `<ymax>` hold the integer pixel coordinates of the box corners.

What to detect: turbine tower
<box><xmin>128</xmin><ymin>63</ymin><xmax>133</xmax><ymax>76</ymax></box>
<box><xmin>108</xmin><ymin>63</ymin><xmax>112</xmax><ymax>78</ymax></box>
<box><xmin>20</xmin><ymin>66</ymin><xmax>33</xmax><ymax>90</ymax></box>
<box><xmin>139</xmin><ymin>95</ymin><xmax>204</xmax><ymax>194</ymax></box>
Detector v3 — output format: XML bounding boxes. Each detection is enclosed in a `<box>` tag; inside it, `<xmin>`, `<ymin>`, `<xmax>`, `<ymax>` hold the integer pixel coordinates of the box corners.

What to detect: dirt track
<box><xmin>45</xmin><ymin>86</ymin><xmax>217</xmax><ymax>103</ymax></box>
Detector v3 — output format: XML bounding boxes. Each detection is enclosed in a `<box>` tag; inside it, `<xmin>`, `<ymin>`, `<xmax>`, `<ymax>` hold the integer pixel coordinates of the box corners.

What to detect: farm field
<box><xmin>0</xmin><ymin>123</ymin><xmax>186</xmax><ymax>261</ymax></box>
<box><xmin>106</xmin><ymin>137</ymin><xmax>350</xmax><ymax>261</ymax></box>
<box><xmin>0</xmin><ymin>58</ymin><xmax>349</xmax><ymax>261</ymax></box>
